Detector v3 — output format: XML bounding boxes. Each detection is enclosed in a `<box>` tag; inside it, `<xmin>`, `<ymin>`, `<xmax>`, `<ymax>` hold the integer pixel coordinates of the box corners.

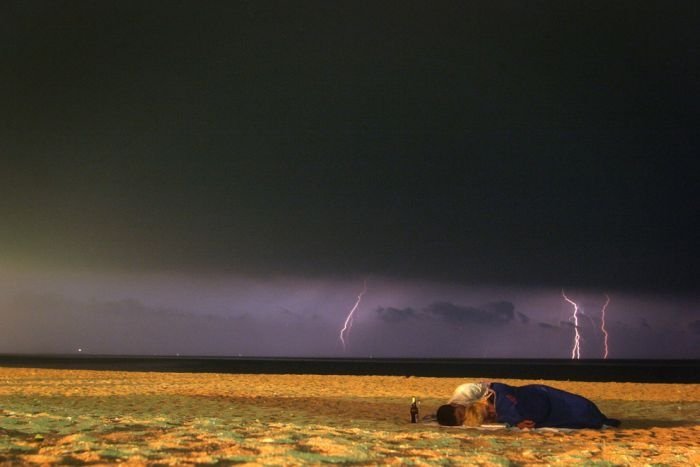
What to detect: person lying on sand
<box><xmin>437</xmin><ymin>382</ymin><xmax>621</xmax><ymax>429</ymax></box>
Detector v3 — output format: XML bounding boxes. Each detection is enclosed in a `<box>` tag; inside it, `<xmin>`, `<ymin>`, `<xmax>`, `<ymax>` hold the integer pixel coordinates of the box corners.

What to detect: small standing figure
<box><xmin>410</xmin><ymin>396</ymin><xmax>420</xmax><ymax>423</ymax></box>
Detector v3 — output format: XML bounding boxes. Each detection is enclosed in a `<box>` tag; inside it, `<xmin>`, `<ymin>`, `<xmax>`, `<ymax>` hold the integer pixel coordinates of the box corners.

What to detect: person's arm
<box><xmin>492</xmin><ymin>384</ymin><xmax>550</xmax><ymax>428</ymax></box>
<box><xmin>516</xmin><ymin>420</ymin><xmax>535</xmax><ymax>429</ymax></box>
<box><xmin>514</xmin><ymin>385</ymin><xmax>551</xmax><ymax>427</ymax></box>
<box><xmin>490</xmin><ymin>383</ymin><xmax>527</xmax><ymax>427</ymax></box>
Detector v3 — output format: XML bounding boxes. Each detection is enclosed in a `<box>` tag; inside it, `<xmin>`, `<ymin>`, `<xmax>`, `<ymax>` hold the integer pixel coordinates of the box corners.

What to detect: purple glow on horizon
<box><xmin>0</xmin><ymin>268</ymin><xmax>697</xmax><ymax>359</ymax></box>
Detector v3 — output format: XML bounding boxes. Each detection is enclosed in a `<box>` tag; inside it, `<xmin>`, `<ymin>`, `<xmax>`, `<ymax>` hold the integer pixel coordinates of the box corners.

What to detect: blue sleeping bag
<box><xmin>490</xmin><ymin>383</ymin><xmax>620</xmax><ymax>428</ymax></box>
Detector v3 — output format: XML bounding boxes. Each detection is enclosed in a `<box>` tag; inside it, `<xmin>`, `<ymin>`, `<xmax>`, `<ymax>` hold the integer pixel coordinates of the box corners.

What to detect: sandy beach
<box><xmin>0</xmin><ymin>367</ymin><xmax>698</xmax><ymax>465</ymax></box>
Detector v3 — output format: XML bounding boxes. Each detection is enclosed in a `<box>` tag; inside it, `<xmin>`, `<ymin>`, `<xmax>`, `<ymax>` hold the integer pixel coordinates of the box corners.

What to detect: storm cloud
<box><xmin>1</xmin><ymin>2</ymin><xmax>698</xmax><ymax>362</ymax></box>
<box><xmin>0</xmin><ymin>292</ymin><xmax>339</xmax><ymax>357</ymax></box>
<box><xmin>375</xmin><ymin>307</ymin><xmax>418</xmax><ymax>323</ymax></box>
<box><xmin>689</xmin><ymin>320</ymin><xmax>700</xmax><ymax>335</ymax></box>
<box><xmin>425</xmin><ymin>301</ymin><xmax>515</xmax><ymax>325</ymax></box>
<box><xmin>1</xmin><ymin>271</ymin><xmax>697</xmax><ymax>359</ymax></box>
<box><xmin>375</xmin><ymin>301</ymin><xmax>519</xmax><ymax>327</ymax></box>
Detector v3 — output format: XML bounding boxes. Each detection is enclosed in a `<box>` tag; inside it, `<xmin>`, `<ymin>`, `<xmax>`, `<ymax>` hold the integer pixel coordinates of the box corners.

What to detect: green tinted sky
<box><xmin>2</xmin><ymin>1</ymin><xmax>698</xmax><ymax>293</ymax></box>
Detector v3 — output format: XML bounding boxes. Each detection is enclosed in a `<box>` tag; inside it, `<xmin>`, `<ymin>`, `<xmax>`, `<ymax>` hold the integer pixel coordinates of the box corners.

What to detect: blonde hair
<box><xmin>463</xmin><ymin>401</ymin><xmax>489</xmax><ymax>427</ymax></box>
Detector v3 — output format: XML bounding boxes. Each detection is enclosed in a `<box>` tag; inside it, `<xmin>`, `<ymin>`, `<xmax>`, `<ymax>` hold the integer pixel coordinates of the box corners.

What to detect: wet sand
<box><xmin>1</xmin><ymin>367</ymin><xmax>698</xmax><ymax>465</ymax></box>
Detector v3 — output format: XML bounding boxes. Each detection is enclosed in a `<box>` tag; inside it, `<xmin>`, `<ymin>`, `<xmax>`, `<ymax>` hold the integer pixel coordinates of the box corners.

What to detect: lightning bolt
<box><xmin>339</xmin><ymin>280</ymin><xmax>368</xmax><ymax>351</ymax></box>
<box><xmin>600</xmin><ymin>294</ymin><xmax>611</xmax><ymax>359</ymax></box>
<box><xmin>562</xmin><ymin>290</ymin><xmax>581</xmax><ymax>359</ymax></box>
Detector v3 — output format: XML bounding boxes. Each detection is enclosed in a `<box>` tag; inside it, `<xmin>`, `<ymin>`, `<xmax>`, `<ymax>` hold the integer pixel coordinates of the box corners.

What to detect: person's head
<box><xmin>463</xmin><ymin>401</ymin><xmax>488</xmax><ymax>426</ymax></box>
<box><xmin>436</xmin><ymin>404</ymin><xmax>466</xmax><ymax>426</ymax></box>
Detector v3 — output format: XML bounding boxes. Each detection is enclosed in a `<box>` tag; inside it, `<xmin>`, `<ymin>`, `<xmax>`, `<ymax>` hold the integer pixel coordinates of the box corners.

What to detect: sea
<box><xmin>0</xmin><ymin>355</ymin><xmax>697</xmax><ymax>383</ymax></box>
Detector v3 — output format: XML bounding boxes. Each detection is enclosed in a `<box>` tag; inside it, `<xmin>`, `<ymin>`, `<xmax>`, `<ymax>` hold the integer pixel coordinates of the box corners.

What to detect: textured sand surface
<box><xmin>0</xmin><ymin>367</ymin><xmax>698</xmax><ymax>465</ymax></box>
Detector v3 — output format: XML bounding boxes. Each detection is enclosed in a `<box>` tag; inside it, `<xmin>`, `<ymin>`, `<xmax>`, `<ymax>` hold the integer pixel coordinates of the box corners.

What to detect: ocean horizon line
<box><xmin>0</xmin><ymin>354</ymin><xmax>697</xmax><ymax>383</ymax></box>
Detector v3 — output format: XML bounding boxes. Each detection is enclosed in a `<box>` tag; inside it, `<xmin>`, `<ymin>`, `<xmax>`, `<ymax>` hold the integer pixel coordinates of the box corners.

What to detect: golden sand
<box><xmin>0</xmin><ymin>367</ymin><xmax>698</xmax><ymax>465</ymax></box>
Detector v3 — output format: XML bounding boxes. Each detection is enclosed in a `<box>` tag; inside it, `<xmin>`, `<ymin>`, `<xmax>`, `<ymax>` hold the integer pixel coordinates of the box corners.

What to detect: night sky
<box><xmin>2</xmin><ymin>1</ymin><xmax>698</xmax><ymax>358</ymax></box>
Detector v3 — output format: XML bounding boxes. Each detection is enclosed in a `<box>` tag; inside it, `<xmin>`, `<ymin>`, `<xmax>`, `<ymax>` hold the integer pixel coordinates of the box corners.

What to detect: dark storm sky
<box><xmin>2</xmin><ymin>0</ymin><xmax>698</xmax><ymax>293</ymax></box>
